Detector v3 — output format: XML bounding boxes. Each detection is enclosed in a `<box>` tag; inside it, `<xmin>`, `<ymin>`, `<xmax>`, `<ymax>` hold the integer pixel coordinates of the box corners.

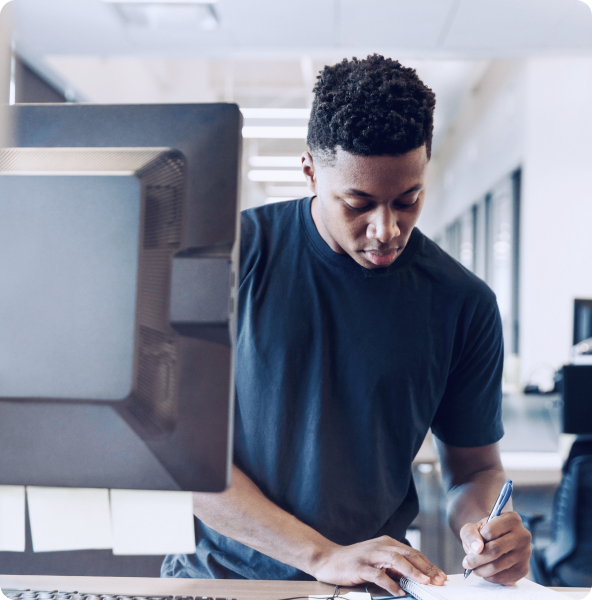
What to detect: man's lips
<box><xmin>362</xmin><ymin>248</ymin><xmax>400</xmax><ymax>266</ymax></box>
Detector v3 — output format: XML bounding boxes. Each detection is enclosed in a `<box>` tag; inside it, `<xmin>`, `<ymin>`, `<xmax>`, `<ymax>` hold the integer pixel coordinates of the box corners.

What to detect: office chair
<box><xmin>522</xmin><ymin>439</ymin><xmax>592</xmax><ymax>587</ymax></box>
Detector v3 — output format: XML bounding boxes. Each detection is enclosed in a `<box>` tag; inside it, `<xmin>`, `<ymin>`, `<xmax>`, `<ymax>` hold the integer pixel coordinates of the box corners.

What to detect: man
<box><xmin>162</xmin><ymin>55</ymin><xmax>531</xmax><ymax>597</ymax></box>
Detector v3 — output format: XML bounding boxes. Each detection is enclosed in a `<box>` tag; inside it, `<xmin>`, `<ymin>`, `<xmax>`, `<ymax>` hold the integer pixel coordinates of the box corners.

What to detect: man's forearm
<box><xmin>192</xmin><ymin>465</ymin><xmax>337</xmax><ymax>574</ymax></box>
<box><xmin>444</xmin><ymin>466</ymin><xmax>509</xmax><ymax>539</ymax></box>
<box><xmin>194</xmin><ymin>465</ymin><xmax>447</xmax><ymax>595</ymax></box>
<box><xmin>436</xmin><ymin>439</ymin><xmax>509</xmax><ymax>538</ymax></box>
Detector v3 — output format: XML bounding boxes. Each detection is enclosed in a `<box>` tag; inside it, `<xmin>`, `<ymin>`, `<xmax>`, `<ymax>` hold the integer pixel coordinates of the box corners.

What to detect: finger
<box><xmin>482</xmin><ymin>560</ymin><xmax>530</xmax><ymax>586</ymax></box>
<box><xmin>471</xmin><ymin>549</ymin><xmax>521</xmax><ymax>579</ymax></box>
<box><xmin>462</xmin><ymin>533</ymin><xmax>515</xmax><ymax>571</ymax></box>
<box><xmin>377</xmin><ymin>546</ymin><xmax>446</xmax><ymax>584</ymax></box>
<box><xmin>460</xmin><ymin>522</ymin><xmax>485</xmax><ymax>555</ymax></box>
<box><xmin>480</xmin><ymin>512</ymin><xmax>523</xmax><ymax>542</ymax></box>
<box><xmin>361</xmin><ymin>566</ymin><xmax>405</xmax><ymax>598</ymax></box>
<box><xmin>373</xmin><ymin>551</ymin><xmax>432</xmax><ymax>585</ymax></box>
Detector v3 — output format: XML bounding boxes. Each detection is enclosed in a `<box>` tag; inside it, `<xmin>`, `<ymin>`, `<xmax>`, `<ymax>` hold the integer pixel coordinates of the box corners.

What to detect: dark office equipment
<box><xmin>574</xmin><ymin>299</ymin><xmax>592</xmax><ymax>346</ymax></box>
<box><xmin>561</xmin><ymin>364</ymin><xmax>592</xmax><ymax>435</ymax></box>
<box><xmin>0</xmin><ymin>103</ymin><xmax>241</xmax><ymax>492</ymax></box>
<box><xmin>525</xmin><ymin>439</ymin><xmax>592</xmax><ymax>587</ymax></box>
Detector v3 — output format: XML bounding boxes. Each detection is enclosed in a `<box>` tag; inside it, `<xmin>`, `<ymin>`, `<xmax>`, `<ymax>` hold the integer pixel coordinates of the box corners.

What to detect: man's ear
<box><xmin>302</xmin><ymin>151</ymin><xmax>317</xmax><ymax>195</ymax></box>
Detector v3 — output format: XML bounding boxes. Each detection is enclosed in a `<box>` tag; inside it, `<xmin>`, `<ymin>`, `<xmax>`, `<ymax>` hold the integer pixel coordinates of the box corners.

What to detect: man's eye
<box><xmin>345</xmin><ymin>202</ymin><xmax>370</xmax><ymax>212</ymax></box>
<box><xmin>394</xmin><ymin>198</ymin><xmax>418</xmax><ymax>209</ymax></box>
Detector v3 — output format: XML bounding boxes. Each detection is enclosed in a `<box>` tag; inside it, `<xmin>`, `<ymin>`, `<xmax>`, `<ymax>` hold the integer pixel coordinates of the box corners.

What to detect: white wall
<box><xmin>521</xmin><ymin>57</ymin><xmax>592</xmax><ymax>382</ymax></box>
<box><xmin>44</xmin><ymin>57</ymin><xmax>216</xmax><ymax>103</ymax></box>
<box><xmin>424</xmin><ymin>57</ymin><xmax>592</xmax><ymax>385</ymax></box>
<box><xmin>421</xmin><ymin>60</ymin><xmax>526</xmax><ymax>236</ymax></box>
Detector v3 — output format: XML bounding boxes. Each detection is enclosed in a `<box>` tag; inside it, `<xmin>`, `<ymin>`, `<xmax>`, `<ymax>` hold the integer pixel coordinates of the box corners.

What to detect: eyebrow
<box><xmin>343</xmin><ymin>184</ymin><xmax>423</xmax><ymax>199</ymax></box>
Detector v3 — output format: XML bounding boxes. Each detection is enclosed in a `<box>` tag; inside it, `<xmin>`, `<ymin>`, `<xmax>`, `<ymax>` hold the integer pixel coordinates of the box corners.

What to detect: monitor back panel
<box><xmin>0</xmin><ymin>104</ymin><xmax>241</xmax><ymax>492</ymax></box>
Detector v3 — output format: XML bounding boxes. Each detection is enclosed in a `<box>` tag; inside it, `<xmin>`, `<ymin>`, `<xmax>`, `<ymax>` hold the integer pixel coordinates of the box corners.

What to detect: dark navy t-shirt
<box><xmin>162</xmin><ymin>197</ymin><xmax>504</xmax><ymax>580</ymax></box>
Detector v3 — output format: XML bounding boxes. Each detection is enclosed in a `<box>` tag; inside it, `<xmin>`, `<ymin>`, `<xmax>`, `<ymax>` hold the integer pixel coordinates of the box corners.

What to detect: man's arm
<box><xmin>192</xmin><ymin>465</ymin><xmax>446</xmax><ymax>597</ymax></box>
<box><xmin>436</xmin><ymin>440</ymin><xmax>531</xmax><ymax>585</ymax></box>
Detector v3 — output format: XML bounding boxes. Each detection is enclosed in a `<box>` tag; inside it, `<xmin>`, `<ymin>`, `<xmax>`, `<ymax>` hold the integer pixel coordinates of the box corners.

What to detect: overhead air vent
<box><xmin>102</xmin><ymin>0</ymin><xmax>220</xmax><ymax>30</ymax></box>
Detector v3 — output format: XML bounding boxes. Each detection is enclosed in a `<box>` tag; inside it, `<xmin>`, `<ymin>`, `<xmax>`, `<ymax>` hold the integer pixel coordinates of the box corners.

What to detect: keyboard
<box><xmin>2</xmin><ymin>590</ymin><xmax>236</xmax><ymax>600</ymax></box>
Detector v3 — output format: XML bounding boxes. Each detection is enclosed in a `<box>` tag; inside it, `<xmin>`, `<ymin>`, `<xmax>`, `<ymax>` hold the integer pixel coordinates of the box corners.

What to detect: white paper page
<box><xmin>0</xmin><ymin>486</ymin><xmax>25</xmax><ymax>552</ymax></box>
<box><xmin>26</xmin><ymin>487</ymin><xmax>112</xmax><ymax>552</ymax></box>
<box><xmin>110</xmin><ymin>489</ymin><xmax>195</xmax><ymax>555</ymax></box>
<box><xmin>402</xmin><ymin>573</ymin><xmax>567</xmax><ymax>599</ymax></box>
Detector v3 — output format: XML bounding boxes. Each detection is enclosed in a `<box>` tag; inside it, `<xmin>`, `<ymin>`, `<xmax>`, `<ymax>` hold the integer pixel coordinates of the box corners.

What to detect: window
<box><xmin>434</xmin><ymin>169</ymin><xmax>521</xmax><ymax>354</ymax></box>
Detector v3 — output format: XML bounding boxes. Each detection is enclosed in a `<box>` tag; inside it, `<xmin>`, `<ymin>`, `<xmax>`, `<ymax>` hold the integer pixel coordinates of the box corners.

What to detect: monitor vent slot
<box><xmin>131</xmin><ymin>326</ymin><xmax>179</xmax><ymax>433</ymax></box>
<box><xmin>139</xmin><ymin>153</ymin><xmax>185</xmax><ymax>250</ymax></box>
<box><xmin>130</xmin><ymin>150</ymin><xmax>186</xmax><ymax>435</ymax></box>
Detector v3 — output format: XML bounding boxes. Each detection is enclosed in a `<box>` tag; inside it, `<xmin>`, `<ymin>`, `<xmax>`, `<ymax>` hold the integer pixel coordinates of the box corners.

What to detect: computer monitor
<box><xmin>562</xmin><ymin>365</ymin><xmax>592</xmax><ymax>435</ymax></box>
<box><xmin>0</xmin><ymin>103</ymin><xmax>241</xmax><ymax>492</ymax></box>
<box><xmin>574</xmin><ymin>298</ymin><xmax>592</xmax><ymax>346</ymax></box>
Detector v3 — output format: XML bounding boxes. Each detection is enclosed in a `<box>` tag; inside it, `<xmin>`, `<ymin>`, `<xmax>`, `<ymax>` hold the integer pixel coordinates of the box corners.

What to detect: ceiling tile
<box><xmin>16</xmin><ymin>0</ymin><xmax>133</xmax><ymax>55</ymax></box>
<box><xmin>339</xmin><ymin>0</ymin><xmax>457</xmax><ymax>49</ymax></box>
<box><xmin>216</xmin><ymin>0</ymin><xmax>336</xmax><ymax>49</ymax></box>
<box><xmin>443</xmin><ymin>0</ymin><xmax>592</xmax><ymax>53</ymax></box>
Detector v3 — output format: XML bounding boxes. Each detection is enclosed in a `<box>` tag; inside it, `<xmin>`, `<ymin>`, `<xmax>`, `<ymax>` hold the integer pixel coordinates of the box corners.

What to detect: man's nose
<box><xmin>367</xmin><ymin>208</ymin><xmax>400</xmax><ymax>243</ymax></box>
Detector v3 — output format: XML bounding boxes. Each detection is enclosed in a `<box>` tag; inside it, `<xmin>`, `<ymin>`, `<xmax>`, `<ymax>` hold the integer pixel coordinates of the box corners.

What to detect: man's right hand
<box><xmin>311</xmin><ymin>536</ymin><xmax>447</xmax><ymax>598</ymax></box>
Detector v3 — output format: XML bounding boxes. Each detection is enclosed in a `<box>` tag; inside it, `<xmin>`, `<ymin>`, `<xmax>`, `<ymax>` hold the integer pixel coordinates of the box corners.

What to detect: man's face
<box><xmin>303</xmin><ymin>146</ymin><xmax>429</xmax><ymax>269</ymax></box>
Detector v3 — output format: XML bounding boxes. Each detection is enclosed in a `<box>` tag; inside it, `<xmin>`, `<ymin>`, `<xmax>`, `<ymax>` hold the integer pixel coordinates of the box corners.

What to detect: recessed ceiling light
<box><xmin>242</xmin><ymin>126</ymin><xmax>308</xmax><ymax>139</ymax></box>
<box><xmin>105</xmin><ymin>0</ymin><xmax>219</xmax><ymax>29</ymax></box>
<box><xmin>248</xmin><ymin>170</ymin><xmax>306</xmax><ymax>183</ymax></box>
<box><xmin>265</xmin><ymin>186</ymin><xmax>310</xmax><ymax>197</ymax></box>
<box><xmin>249</xmin><ymin>156</ymin><xmax>302</xmax><ymax>168</ymax></box>
<box><xmin>102</xmin><ymin>0</ymin><xmax>217</xmax><ymax>4</ymax></box>
<box><xmin>241</xmin><ymin>108</ymin><xmax>310</xmax><ymax>120</ymax></box>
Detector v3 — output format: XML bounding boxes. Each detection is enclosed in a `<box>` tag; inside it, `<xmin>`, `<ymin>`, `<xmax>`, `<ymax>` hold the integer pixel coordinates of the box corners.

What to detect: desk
<box><xmin>0</xmin><ymin>576</ymin><xmax>588</xmax><ymax>600</ymax></box>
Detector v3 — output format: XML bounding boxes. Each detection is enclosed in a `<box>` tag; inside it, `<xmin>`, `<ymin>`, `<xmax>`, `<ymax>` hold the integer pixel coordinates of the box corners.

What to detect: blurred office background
<box><xmin>3</xmin><ymin>0</ymin><xmax>592</xmax><ymax>584</ymax></box>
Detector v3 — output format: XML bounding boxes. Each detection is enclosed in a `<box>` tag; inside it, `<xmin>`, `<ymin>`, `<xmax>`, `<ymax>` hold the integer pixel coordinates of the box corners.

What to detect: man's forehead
<box><xmin>322</xmin><ymin>146</ymin><xmax>429</xmax><ymax>193</ymax></box>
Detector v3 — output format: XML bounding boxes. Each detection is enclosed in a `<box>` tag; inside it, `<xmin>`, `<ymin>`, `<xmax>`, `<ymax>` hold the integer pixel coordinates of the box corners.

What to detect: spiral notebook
<box><xmin>399</xmin><ymin>573</ymin><xmax>566</xmax><ymax>599</ymax></box>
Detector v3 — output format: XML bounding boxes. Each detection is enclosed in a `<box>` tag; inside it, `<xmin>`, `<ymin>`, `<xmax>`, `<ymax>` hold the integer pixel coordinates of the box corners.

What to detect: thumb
<box><xmin>460</xmin><ymin>522</ymin><xmax>485</xmax><ymax>555</ymax></box>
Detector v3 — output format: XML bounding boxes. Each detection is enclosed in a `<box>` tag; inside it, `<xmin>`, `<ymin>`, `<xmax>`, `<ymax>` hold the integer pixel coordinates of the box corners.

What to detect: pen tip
<box><xmin>464</xmin><ymin>570</ymin><xmax>470</xmax><ymax>579</ymax></box>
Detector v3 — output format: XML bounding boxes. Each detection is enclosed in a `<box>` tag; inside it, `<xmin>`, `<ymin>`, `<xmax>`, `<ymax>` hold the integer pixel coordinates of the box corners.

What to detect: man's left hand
<box><xmin>460</xmin><ymin>512</ymin><xmax>531</xmax><ymax>585</ymax></box>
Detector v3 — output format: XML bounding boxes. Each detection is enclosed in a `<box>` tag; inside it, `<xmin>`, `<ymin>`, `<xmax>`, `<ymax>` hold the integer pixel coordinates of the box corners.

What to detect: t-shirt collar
<box><xmin>300</xmin><ymin>196</ymin><xmax>422</xmax><ymax>275</ymax></box>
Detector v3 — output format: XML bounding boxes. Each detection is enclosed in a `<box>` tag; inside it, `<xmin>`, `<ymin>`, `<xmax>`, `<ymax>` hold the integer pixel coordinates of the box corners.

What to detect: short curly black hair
<box><xmin>308</xmin><ymin>55</ymin><xmax>436</xmax><ymax>162</ymax></box>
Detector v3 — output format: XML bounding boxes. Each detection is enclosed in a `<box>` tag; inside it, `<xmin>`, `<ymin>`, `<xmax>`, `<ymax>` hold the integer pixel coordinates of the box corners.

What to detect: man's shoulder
<box><xmin>241</xmin><ymin>197</ymin><xmax>305</xmax><ymax>239</ymax></box>
<box><xmin>239</xmin><ymin>198</ymin><xmax>308</xmax><ymax>282</ymax></box>
<box><xmin>415</xmin><ymin>231</ymin><xmax>496</xmax><ymax>304</ymax></box>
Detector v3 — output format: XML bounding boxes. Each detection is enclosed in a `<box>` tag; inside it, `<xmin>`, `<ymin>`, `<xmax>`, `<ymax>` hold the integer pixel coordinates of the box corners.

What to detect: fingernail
<box><xmin>462</xmin><ymin>558</ymin><xmax>469</xmax><ymax>569</ymax></box>
<box><xmin>471</xmin><ymin>541</ymin><xmax>481</xmax><ymax>552</ymax></box>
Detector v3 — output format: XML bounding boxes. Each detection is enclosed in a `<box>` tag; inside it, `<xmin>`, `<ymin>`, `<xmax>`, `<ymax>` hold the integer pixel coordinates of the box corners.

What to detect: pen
<box><xmin>464</xmin><ymin>479</ymin><xmax>513</xmax><ymax>579</ymax></box>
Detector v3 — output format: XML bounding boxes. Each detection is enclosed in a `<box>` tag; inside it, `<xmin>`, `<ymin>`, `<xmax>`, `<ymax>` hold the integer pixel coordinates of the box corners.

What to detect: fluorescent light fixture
<box><xmin>242</xmin><ymin>127</ymin><xmax>308</xmax><ymax>139</ymax></box>
<box><xmin>102</xmin><ymin>0</ymin><xmax>217</xmax><ymax>4</ymax></box>
<box><xmin>249</xmin><ymin>156</ymin><xmax>302</xmax><ymax>168</ymax></box>
<box><xmin>105</xmin><ymin>0</ymin><xmax>219</xmax><ymax>28</ymax></box>
<box><xmin>265</xmin><ymin>197</ymin><xmax>298</xmax><ymax>204</ymax></box>
<box><xmin>241</xmin><ymin>108</ymin><xmax>310</xmax><ymax>120</ymax></box>
<box><xmin>265</xmin><ymin>186</ymin><xmax>310</xmax><ymax>197</ymax></box>
<box><xmin>248</xmin><ymin>170</ymin><xmax>305</xmax><ymax>183</ymax></box>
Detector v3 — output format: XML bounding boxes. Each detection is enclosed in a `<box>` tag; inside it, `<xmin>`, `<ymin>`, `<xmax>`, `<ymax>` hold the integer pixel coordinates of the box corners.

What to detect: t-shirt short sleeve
<box><xmin>431</xmin><ymin>286</ymin><xmax>505</xmax><ymax>448</ymax></box>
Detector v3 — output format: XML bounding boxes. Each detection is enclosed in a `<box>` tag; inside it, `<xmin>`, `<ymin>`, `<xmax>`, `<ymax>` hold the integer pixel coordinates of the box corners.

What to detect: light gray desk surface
<box><xmin>0</xmin><ymin>575</ymin><xmax>588</xmax><ymax>600</ymax></box>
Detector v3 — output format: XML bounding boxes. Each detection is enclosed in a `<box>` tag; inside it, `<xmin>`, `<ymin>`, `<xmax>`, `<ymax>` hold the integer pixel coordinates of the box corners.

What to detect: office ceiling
<box><xmin>11</xmin><ymin>0</ymin><xmax>592</xmax><ymax>209</ymax></box>
<box><xmin>14</xmin><ymin>0</ymin><xmax>592</xmax><ymax>60</ymax></box>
